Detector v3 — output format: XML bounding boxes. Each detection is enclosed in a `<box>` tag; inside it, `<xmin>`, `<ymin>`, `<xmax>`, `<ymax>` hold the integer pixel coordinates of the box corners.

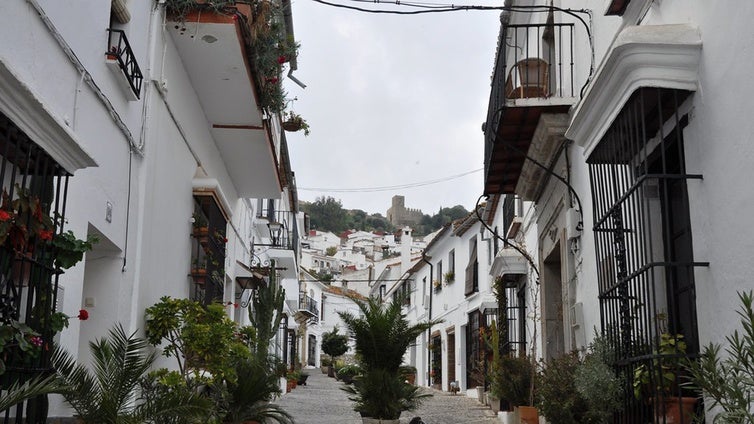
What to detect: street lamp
<box><xmin>267</xmin><ymin>221</ymin><xmax>283</xmax><ymax>246</ymax></box>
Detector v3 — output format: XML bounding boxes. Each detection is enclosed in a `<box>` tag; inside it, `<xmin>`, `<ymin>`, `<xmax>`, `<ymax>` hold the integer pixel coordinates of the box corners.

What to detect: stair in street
<box><xmin>276</xmin><ymin>370</ymin><xmax>498</xmax><ymax>424</ymax></box>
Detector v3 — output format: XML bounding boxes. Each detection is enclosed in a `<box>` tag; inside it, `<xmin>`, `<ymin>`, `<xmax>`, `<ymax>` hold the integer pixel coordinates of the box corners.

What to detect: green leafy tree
<box><xmin>302</xmin><ymin>196</ymin><xmax>348</xmax><ymax>233</ymax></box>
<box><xmin>321</xmin><ymin>326</ymin><xmax>349</xmax><ymax>361</ymax></box>
<box><xmin>325</xmin><ymin>246</ymin><xmax>338</xmax><ymax>257</ymax></box>
<box><xmin>144</xmin><ymin>297</ymin><xmax>246</xmax><ymax>383</ymax></box>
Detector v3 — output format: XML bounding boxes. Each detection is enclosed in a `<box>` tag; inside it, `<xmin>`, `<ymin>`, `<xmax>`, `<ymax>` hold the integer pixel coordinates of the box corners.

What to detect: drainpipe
<box><xmin>420</xmin><ymin>253</ymin><xmax>433</xmax><ymax>387</ymax></box>
<box><xmin>281</xmin><ymin>0</ymin><xmax>307</xmax><ymax>89</ymax></box>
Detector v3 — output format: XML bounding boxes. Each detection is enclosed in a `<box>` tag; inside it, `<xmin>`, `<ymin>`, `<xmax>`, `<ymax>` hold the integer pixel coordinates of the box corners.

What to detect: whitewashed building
<box><xmin>0</xmin><ymin>0</ymin><xmax>305</xmax><ymax>420</ymax></box>
<box><xmin>481</xmin><ymin>0</ymin><xmax>754</xmax><ymax>421</ymax></box>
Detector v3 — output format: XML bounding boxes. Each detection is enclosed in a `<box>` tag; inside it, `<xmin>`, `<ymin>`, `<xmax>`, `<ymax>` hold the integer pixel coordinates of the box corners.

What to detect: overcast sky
<box><xmin>284</xmin><ymin>0</ymin><xmax>501</xmax><ymax>216</ymax></box>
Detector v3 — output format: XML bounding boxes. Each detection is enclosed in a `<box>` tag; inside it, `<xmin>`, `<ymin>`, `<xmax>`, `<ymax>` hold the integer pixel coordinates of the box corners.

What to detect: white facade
<box><xmin>480</xmin><ymin>1</ymin><xmax>754</xmax><ymax>421</ymax></box>
<box><xmin>0</xmin><ymin>0</ymin><xmax>304</xmax><ymax>419</ymax></box>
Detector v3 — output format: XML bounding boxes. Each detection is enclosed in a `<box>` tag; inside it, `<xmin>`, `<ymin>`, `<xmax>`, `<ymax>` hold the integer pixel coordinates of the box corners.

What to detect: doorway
<box><xmin>542</xmin><ymin>242</ymin><xmax>564</xmax><ymax>360</ymax></box>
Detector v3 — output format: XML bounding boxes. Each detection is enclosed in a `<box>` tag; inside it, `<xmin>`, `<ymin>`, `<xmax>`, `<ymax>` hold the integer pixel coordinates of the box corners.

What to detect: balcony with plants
<box><xmin>483</xmin><ymin>15</ymin><xmax>590</xmax><ymax>197</ymax></box>
<box><xmin>163</xmin><ymin>0</ymin><xmax>303</xmax><ymax>198</ymax></box>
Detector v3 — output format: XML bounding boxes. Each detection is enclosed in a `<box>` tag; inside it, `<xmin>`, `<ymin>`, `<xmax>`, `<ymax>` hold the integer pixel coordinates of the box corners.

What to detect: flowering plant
<box><xmin>0</xmin><ymin>186</ymin><xmax>55</xmax><ymax>252</ymax></box>
<box><xmin>0</xmin><ymin>186</ymin><xmax>97</xmax><ymax>269</ymax></box>
<box><xmin>282</xmin><ymin>111</ymin><xmax>310</xmax><ymax>136</ymax></box>
<box><xmin>0</xmin><ymin>309</ymin><xmax>90</xmax><ymax>375</ymax></box>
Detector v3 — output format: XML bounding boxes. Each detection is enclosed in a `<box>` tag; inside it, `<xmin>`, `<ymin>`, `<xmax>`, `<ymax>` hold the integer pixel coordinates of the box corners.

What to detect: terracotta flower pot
<box><xmin>516</xmin><ymin>406</ymin><xmax>538</xmax><ymax>424</ymax></box>
<box><xmin>657</xmin><ymin>396</ymin><xmax>697</xmax><ymax>424</ymax></box>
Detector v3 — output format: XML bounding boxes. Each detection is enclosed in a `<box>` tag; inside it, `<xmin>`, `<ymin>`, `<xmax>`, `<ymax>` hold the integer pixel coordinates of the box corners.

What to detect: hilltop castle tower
<box><xmin>386</xmin><ymin>195</ymin><xmax>423</xmax><ymax>227</ymax></box>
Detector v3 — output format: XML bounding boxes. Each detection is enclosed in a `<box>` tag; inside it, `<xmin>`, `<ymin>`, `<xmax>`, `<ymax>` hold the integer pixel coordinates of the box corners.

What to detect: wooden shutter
<box><xmin>465</xmin><ymin>241</ymin><xmax>478</xmax><ymax>295</ymax></box>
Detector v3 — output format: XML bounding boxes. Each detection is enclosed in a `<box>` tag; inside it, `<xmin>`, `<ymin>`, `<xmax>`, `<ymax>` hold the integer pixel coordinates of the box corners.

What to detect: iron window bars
<box><xmin>191</xmin><ymin>196</ymin><xmax>228</xmax><ymax>305</ymax></box>
<box><xmin>587</xmin><ymin>87</ymin><xmax>706</xmax><ymax>423</ymax></box>
<box><xmin>106</xmin><ymin>29</ymin><xmax>144</xmax><ymax>99</ymax></box>
<box><xmin>0</xmin><ymin>112</ymin><xmax>71</xmax><ymax>423</ymax></box>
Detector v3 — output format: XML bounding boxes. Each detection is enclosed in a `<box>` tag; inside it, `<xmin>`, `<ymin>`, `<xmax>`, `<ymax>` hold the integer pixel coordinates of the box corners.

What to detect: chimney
<box><xmin>400</xmin><ymin>226</ymin><xmax>412</xmax><ymax>274</ymax></box>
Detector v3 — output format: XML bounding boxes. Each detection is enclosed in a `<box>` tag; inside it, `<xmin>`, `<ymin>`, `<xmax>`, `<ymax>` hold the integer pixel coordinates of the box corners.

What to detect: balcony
<box><xmin>165</xmin><ymin>3</ymin><xmax>287</xmax><ymax>198</ymax></box>
<box><xmin>254</xmin><ymin>209</ymin><xmax>299</xmax><ymax>278</ymax></box>
<box><xmin>294</xmin><ymin>293</ymin><xmax>319</xmax><ymax>322</ymax></box>
<box><xmin>483</xmin><ymin>21</ymin><xmax>587</xmax><ymax>197</ymax></box>
<box><xmin>106</xmin><ymin>29</ymin><xmax>143</xmax><ymax>100</ymax></box>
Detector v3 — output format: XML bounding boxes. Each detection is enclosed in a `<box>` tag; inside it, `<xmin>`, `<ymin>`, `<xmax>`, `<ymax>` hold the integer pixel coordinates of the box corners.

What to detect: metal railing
<box><xmin>484</xmin><ymin>21</ymin><xmax>579</xmax><ymax>169</ymax></box>
<box><xmin>298</xmin><ymin>293</ymin><xmax>319</xmax><ymax>317</ymax></box>
<box><xmin>256</xmin><ymin>208</ymin><xmax>296</xmax><ymax>251</ymax></box>
<box><xmin>106</xmin><ymin>29</ymin><xmax>144</xmax><ymax>98</ymax></box>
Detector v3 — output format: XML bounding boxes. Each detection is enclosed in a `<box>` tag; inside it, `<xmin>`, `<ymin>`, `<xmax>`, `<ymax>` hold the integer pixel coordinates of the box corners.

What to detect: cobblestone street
<box><xmin>276</xmin><ymin>370</ymin><xmax>498</xmax><ymax>424</ymax></box>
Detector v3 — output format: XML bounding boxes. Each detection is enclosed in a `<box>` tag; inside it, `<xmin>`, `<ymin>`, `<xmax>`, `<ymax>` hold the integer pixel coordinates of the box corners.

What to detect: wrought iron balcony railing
<box><xmin>106</xmin><ymin>29</ymin><xmax>144</xmax><ymax>99</ymax></box>
<box><xmin>484</xmin><ymin>21</ymin><xmax>580</xmax><ymax>161</ymax></box>
<box><xmin>255</xmin><ymin>208</ymin><xmax>297</xmax><ymax>252</ymax></box>
<box><xmin>298</xmin><ymin>293</ymin><xmax>319</xmax><ymax>318</ymax></box>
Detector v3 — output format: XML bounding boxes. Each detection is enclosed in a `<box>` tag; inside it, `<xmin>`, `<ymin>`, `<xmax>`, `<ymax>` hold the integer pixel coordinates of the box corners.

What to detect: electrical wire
<box><xmin>299</xmin><ymin>168</ymin><xmax>482</xmax><ymax>193</ymax></box>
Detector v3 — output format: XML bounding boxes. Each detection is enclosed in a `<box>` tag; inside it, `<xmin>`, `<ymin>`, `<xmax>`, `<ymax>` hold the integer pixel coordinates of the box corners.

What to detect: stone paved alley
<box><xmin>276</xmin><ymin>370</ymin><xmax>498</xmax><ymax>424</ymax></box>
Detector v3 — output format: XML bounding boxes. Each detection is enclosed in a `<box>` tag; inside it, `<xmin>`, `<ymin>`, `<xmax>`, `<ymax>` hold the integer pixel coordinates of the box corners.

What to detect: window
<box><xmin>435</xmin><ymin>260</ymin><xmax>443</xmax><ymax>292</ymax></box>
<box><xmin>321</xmin><ymin>295</ymin><xmax>326</xmax><ymax>321</ymax></box>
<box><xmin>192</xmin><ymin>195</ymin><xmax>228</xmax><ymax>305</ymax></box>
<box><xmin>465</xmin><ymin>237</ymin><xmax>479</xmax><ymax>296</ymax></box>
<box><xmin>448</xmin><ymin>250</ymin><xmax>455</xmax><ymax>275</ymax></box>
<box><xmin>0</xmin><ymin>111</ymin><xmax>71</xmax><ymax>422</ymax></box>
<box><xmin>587</xmin><ymin>87</ymin><xmax>703</xmax><ymax>419</ymax></box>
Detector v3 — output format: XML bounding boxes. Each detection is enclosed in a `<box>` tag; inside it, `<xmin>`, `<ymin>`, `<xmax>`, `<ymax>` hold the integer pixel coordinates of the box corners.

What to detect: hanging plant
<box><xmin>282</xmin><ymin>111</ymin><xmax>310</xmax><ymax>136</ymax></box>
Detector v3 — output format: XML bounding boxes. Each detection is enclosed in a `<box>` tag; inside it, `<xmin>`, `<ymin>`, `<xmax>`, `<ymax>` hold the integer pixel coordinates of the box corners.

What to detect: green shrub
<box><xmin>575</xmin><ymin>333</ymin><xmax>623</xmax><ymax>424</ymax></box>
<box><xmin>497</xmin><ymin>354</ymin><xmax>533</xmax><ymax>407</ymax></box>
<box><xmin>685</xmin><ymin>291</ymin><xmax>754</xmax><ymax>423</ymax></box>
<box><xmin>536</xmin><ymin>353</ymin><xmax>589</xmax><ymax>424</ymax></box>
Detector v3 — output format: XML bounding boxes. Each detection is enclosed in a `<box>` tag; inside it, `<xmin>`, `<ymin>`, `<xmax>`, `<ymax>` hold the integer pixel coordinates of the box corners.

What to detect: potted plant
<box><xmin>486</xmin><ymin>320</ymin><xmax>501</xmax><ymax>414</ymax></box>
<box><xmin>574</xmin><ymin>332</ymin><xmax>623</xmax><ymax>423</ymax></box>
<box><xmin>320</xmin><ymin>356</ymin><xmax>332</xmax><ymax>374</ymax></box>
<box><xmin>281</xmin><ymin>111</ymin><xmax>310</xmax><ymax>136</ymax></box>
<box><xmin>685</xmin><ymin>291</ymin><xmax>754</xmax><ymax>423</ymax></box>
<box><xmin>443</xmin><ymin>271</ymin><xmax>455</xmax><ymax>284</ymax></box>
<box><xmin>633</xmin><ymin>333</ymin><xmax>697</xmax><ymax>423</ymax></box>
<box><xmin>218</xmin><ymin>355</ymin><xmax>293</xmax><ymax>424</ymax></box>
<box><xmin>497</xmin><ymin>354</ymin><xmax>536</xmax><ymax>424</ymax></box>
<box><xmin>336</xmin><ymin>364</ymin><xmax>362</xmax><ymax>384</ymax></box>
<box><xmin>321</xmin><ymin>326</ymin><xmax>349</xmax><ymax>378</ymax></box>
<box><xmin>399</xmin><ymin>365</ymin><xmax>417</xmax><ymax>386</ymax></box>
<box><xmin>536</xmin><ymin>353</ymin><xmax>589</xmax><ymax>424</ymax></box>
<box><xmin>338</xmin><ymin>295</ymin><xmax>440</xmax><ymax>423</ymax></box>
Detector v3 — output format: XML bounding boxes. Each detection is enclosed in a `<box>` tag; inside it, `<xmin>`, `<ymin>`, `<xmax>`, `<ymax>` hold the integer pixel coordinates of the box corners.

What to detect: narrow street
<box><xmin>277</xmin><ymin>370</ymin><xmax>498</xmax><ymax>424</ymax></box>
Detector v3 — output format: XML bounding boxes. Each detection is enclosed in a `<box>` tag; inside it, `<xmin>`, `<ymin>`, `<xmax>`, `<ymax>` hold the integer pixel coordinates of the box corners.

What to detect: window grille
<box><xmin>587</xmin><ymin>87</ymin><xmax>706</xmax><ymax>422</ymax></box>
<box><xmin>0</xmin><ymin>111</ymin><xmax>71</xmax><ymax>422</ymax></box>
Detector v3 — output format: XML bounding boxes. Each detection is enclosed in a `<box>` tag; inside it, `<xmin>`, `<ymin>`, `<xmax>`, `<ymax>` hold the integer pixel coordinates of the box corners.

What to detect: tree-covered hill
<box><xmin>300</xmin><ymin>196</ymin><xmax>469</xmax><ymax>236</ymax></box>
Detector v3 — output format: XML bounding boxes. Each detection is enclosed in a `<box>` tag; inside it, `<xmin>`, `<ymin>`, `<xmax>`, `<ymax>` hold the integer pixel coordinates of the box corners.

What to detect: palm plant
<box><xmin>0</xmin><ymin>374</ymin><xmax>61</xmax><ymax>413</ymax></box>
<box><xmin>53</xmin><ymin>324</ymin><xmax>205</xmax><ymax>423</ymax></box>
<box><xmin>338</xmin><ymin>295</ymin><xmax>439</xmax><ymax>420</ymax></box>
<box><xmin>223</xmin><ymin>355</ymin><xmax>293</xmax><ymax>424</ymax></box>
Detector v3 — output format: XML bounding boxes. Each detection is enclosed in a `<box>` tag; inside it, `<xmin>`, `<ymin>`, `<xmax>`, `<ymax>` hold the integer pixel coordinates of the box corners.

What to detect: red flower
<box><xmin>77</xmin><ymin>309</ymin><xmax>89</xmax><ymax>320</ymax></box>
<box><xmin>266</xmin><ymin>77</ymin><xmax>279</xmax><ymax>84</ymax></box>
<box><xmin>233</xmin><ymin>302</ymin><xmax>239</xmax><ymax>308</ymax></box>
<box><xmin>0</xmin><ymin>210</ymin><xmax>10</xmax><ymax>221</ymax></box>
<box><xmin>277</xmin><ymin>55</ymin><xmax>287</xmax><ymax>64</ymax></box>
<box><xmin>223</xmin><ymin>237</ymin><xmax>228</xmax><ymax>243</ymax></box>
<box><xmin>39</xmin><ymin>229</ymin><xmax>54</xmax><ymax>241</ymax></box>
